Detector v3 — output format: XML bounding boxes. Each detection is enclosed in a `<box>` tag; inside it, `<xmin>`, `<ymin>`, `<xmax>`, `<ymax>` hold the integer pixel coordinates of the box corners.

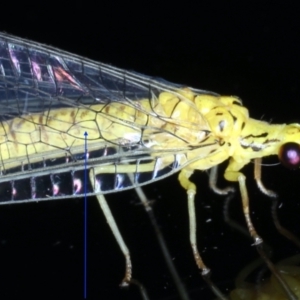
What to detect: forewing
<box><xmin>0</xmin><ymin>32</ymin><xmax>218</xmax><ymax>204</ymax></box>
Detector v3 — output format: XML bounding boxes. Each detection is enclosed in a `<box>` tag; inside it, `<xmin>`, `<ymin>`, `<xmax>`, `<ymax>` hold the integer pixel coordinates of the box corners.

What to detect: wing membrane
<box><xmin>0</xmin><ymin>32</ymin><xmax>219</xmax><ymax>204</ymax></box>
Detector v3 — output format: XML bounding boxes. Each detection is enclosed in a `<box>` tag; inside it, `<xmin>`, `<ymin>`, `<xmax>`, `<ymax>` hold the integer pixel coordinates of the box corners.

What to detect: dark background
<box><xmin>1</xmin><ymin>2</ymin><xmax>300</xmax><ymax>299</ymax></box>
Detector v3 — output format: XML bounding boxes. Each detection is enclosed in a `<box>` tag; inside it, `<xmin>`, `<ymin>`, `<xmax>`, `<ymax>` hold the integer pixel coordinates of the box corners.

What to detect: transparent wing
<box><xmin>0</xmin><ymin>32</ymin><xmax>219</xmax><ymax>204</ymax></box>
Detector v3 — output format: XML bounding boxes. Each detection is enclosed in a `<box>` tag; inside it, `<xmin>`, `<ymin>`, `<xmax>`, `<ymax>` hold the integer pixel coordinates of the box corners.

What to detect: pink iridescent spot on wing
<box><xmin>53</xmin><ymin>184</ymin><xmax>59</xmax><ymax>196</ymax></box>
<box><xmin>31</xmin><ymin>61</ymin><xmax>42</xmax><ymax>81</ymax></box>
<box><xmin>52</xmin><ymin>63</ymin><xmax>84</xmax><ymax>92</ymax></box>
<box><xmin>95</xmin><ymin>178</ymin><xmax>101</xmax><ymax>192</ymax></box>
<box><xmin>9</xmin><ymin>48</ymin><xmax>20</xmax><ymax>76</ymax></box>
<box><xmin>73</xmin><ymin>178</ymin><xmax>82</xmax><ymax>194</ymax></box>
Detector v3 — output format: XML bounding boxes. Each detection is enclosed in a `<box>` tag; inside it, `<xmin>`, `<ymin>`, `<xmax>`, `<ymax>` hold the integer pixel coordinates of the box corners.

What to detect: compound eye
<box><xmin>279</xmin><ymin>142</ymin><xmax>300</xmax><ymax>169</ymax></box>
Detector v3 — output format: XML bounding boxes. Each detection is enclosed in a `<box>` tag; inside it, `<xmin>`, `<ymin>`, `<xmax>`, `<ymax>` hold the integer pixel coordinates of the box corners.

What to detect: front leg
<box><xmin>224</xmin><ymin>159</ymin><xmax>262</xmax><ymax>244</ymax></box>
<box><xmin>178</xmin><ymin>168</ymin><xmax>229</xmax><ymax>300</ymax></box>
<box><xmin>178</xmin><ymin>169</ymin><xmax>210</xmax><ymax>274</ymax></box>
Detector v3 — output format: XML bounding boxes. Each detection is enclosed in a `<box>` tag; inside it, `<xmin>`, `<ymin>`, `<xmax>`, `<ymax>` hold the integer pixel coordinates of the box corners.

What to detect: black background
<box><xmin>1</xmin><ymin>2</ymin><xmax>300</xmax><ymax>300</ymax></box>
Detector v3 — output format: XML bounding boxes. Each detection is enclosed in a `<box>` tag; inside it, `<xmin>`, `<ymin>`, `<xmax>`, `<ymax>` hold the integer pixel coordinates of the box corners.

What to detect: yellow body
<box><xmin>1</xmin><ymin>88</ymin><xmax>299</xmax><ymax>186</ymax></box>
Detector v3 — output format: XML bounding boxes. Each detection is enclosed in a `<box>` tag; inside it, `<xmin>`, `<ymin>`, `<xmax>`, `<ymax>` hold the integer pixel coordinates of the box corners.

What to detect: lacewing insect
<box><xmin>0</xmin><ymin>32</ymin><xmax>299</xmax><ymax>299</ymax></box>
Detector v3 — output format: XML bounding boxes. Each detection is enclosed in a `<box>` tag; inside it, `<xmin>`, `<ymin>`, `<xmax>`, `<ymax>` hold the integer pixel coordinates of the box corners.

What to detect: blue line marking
<box><xmin>83</xmin><ymin>131</ymin><xmax>88</xmax><ymax>299</ymax></box>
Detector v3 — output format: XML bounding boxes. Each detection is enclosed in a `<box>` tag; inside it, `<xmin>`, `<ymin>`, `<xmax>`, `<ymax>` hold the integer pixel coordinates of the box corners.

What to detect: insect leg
<box><xmin>238</xmin><ymin>173</ymin><xmax>298</xmax><ymax>300</ymax></box>
<box><xmin>255</xmin><ymin>158</ymin><xmax>300</xmax><ymax>248</ymax></box>
<box><xmin>89</xmin><ymin>167</ymin><xmax>132</xmax><ymax>286</ymax></box>
<box><xmin>237</xmin><ymin>174</ymin><xmax>262</xmax><ymax>244</ymax></box>
<box><xmin>271</xmin><ymin>198</ymin><xmax>300</xmax><ymax>248</ymax></box>
<box><xmin>209</xmin><ymin>166</ymin><xmax>235</xmax><ymax>195</ymax></box>
<box><xmin>178</xmin><ymin>169</ymin><xmax>209</xmax><ymax>273</ymax></box>
<box><xmin>254</xmin><ymin>158</ymin><xmax>277</xmax><ymax>197</ymax></box>
<box><xmin>179</xmin><ymin>169</ymin><xmax>229</xmax><ymax>300</ymax></box>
